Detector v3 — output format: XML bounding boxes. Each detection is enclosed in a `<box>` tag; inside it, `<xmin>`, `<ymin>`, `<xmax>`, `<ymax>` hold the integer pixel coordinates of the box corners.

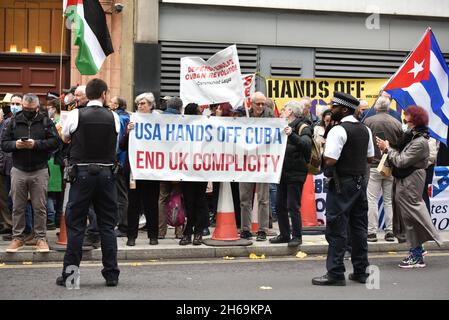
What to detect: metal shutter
<box><xmin>270</xmin><ymin>60</ymin><xmax>302</xmax><ymax>78</ymax></box>
<box><xmin>160</xmin><ymin>41</ymin><xmax>258</xmax><ymax>97</ymax></box>
<box><xmin>315</xmin><ymin>48</ymin><xmax>408</xmax><ymax>78</ymax></box>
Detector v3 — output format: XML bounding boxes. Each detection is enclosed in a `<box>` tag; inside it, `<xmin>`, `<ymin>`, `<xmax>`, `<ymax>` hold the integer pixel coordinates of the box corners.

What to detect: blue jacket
<box><xmin>163</xmin><ymin>108</ymin><xmax>181</xmax><ymax>115</ymax></box>
<box><xmin>115</xmin><ymin>108</ymin><xmax>130</xmax><ymax>167</ymax></box>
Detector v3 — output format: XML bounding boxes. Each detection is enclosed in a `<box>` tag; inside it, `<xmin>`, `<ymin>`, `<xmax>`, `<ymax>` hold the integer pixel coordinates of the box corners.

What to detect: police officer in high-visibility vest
<box><xmin>57</xmin><ymin>78</ymin><xmax>121</xmax><ymax>287</ymax></box>
<box><xmin>312</xmin><ymin>92</ymin><xmax>374</xmax><ymax>286</ymax></box>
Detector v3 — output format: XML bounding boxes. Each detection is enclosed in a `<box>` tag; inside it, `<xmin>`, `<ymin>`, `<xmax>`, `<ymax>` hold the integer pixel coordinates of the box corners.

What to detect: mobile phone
<box><xmin>20</xmin><ymin>137</ymin><xmax>29</xmax><ymax>141</ymax></box>
<box><xmin>376</xmin><ymin>131</ymin><xmax>386</xmax><ymax>140</ymax></box>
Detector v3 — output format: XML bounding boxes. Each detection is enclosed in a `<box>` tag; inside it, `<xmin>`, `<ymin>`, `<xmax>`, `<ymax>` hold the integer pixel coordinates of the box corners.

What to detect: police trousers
<box><xmin>325</xmin><ymin>176</ymin><xmax>369</xmax><ymax>280</ymax></box>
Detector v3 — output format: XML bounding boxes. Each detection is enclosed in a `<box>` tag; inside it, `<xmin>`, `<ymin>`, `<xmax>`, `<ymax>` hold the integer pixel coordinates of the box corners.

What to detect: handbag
<box><xmin>376</xmin><ymin>153</ymin><xmax>391</xmax><ymax>177</ymax></box>
<box><xmin>166</xmin><ymin>191</ymin><xmax>185</xmax><ymax>227</ymax></box>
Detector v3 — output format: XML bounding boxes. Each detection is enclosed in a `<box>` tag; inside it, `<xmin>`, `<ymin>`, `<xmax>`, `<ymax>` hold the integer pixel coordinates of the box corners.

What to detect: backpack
<box><xmin>298</xmin><ymin>123</ymin><xmax>322</xmax><ymax>175</ymax></box>
<box><xmin>166</xmin><ymin>191</ymin><xmax>186</xmax><ymax>227</ymax></box>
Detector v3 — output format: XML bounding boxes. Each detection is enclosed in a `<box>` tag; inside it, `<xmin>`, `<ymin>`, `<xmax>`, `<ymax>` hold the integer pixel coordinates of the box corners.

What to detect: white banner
<box><xmin>431</xmin><ymin>166</ymin><xmax>449</xmax><ymax>231</ymax></box>
<box><xmin>180</xmin><ymin>45</ymin><xmax>245</xmax><ymax>108</ymax></box>
<box><xmin>129</xmin><ymin>113</ymin><xmax>288</xmax><ymax>183</ymax></box>
<box><xmin>242</xmin><ymin>73</ymin><xmax>256</xmax><ymax>107</ymax></box>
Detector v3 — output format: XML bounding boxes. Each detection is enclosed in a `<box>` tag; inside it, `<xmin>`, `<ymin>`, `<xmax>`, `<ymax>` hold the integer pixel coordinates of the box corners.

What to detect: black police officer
<box><xmin>57</xmin><ymin>79</ymin><xmax>121</xmax><ymax>287</ymax></box>
<box><xmin>312</xmin><ymin>92</ymin><xmax>375</xmax><ymax>286</ymax></box>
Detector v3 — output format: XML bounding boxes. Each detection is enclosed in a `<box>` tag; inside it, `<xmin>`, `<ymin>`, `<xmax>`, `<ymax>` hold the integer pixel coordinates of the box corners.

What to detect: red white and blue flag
<box><xmin>384</xmin><ymin>28</ymin><xmax>449</xmax><ymax>145</ymax></box>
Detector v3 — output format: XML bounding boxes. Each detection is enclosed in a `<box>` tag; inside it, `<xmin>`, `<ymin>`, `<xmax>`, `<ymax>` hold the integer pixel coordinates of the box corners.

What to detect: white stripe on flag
<box><xmin>404</xmin><ymin>82</ymin><xmax>448</xmax><ymax>140</ymax></box>
<box><xmin>78</xmin><ymin>5</ymin><xmax>107</xmax><ymax>71</ymax></box>
<box><xmin>430</xmin><ymin>51</ymin><xmax>449</xmax><ymax>121</ymax></box>
<box><xmin>63</xmin><ymin>0</ymin><xmax>68</xmax><ymax>11</ymax></box>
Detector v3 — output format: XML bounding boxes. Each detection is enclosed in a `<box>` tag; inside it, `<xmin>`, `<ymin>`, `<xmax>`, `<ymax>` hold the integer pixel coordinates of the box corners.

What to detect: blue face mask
<box><xmin>10</xmin><ymin>105</ymin><xmax>22</xmax><ymax>115</ymax></box>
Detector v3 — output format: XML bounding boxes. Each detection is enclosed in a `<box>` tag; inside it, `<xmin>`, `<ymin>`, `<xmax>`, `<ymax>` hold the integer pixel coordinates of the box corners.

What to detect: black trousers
<box><xmin>181</xmin><ymin>182</ymin><xmax>209</xmax><ymax>235</ymax></box>
<box><xmin>127</xmin><ymin>180</ymin><xmax>160</xmax><ymax>239</ymax></box>
<box><xmin>116</xmin><ymin>168</ymin><xmax>129</xmax><ymax>230</ymax></box>
<box><xmin>63</xmin><ymin>166</ymin><xmax>119</xmax><ymax>281</ymax></box>
<box><xmin>276</xmin><ymin>182</ymin><xmax>304</xmax><ymax>239</ymax></box>
<box><xmin>325</xmin><ymin>176</ymin><xmax>369</xmax><ymax>280</ymax></box>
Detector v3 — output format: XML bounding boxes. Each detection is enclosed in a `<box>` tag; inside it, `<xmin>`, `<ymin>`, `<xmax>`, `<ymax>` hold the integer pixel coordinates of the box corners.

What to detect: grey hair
<box><xmin>251</xmin><ymin>91</ymin><xmax>266</xmax><ymax>101</ymax></box>
<box><xmin>76</xmin><ymin>85</ymin><xmax>86</xmax><ymax>94</ymax></box>
<box><xmin>166</xmin><ymin>97</ymin><xmax>183</xmax><ymax>111</ymax></box>
<box><xmin>22</xmin><ymin>93</ymin><xmax>40</xmax><ymax>107</ymax></box>
<box><xmin>135</xmin><ymin>92</ymin><xmax>155</xmax><ymax>106</ymax></box>
<box><xmin>285</xmin><ymin>100</ymin><xmax>304</xmax><ymax>118</ymax></box>
<box><xmin>375</xmin><ymin>96</ymin><xmax>390</xmax><ymax>112</ymax></box>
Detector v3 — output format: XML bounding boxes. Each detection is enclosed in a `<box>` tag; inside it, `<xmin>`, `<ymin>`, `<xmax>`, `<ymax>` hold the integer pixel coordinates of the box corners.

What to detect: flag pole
<box><xmin>59</xmin><ymin>14</ymin><xmax>66</xmax><ymax>98</ymax></box>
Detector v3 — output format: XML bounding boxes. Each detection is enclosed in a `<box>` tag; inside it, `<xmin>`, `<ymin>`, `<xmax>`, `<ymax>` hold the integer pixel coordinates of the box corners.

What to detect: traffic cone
<box><xmin>203</xmin><ymin>182</ymin><xmax>252</xmax><ymax>247</ymax></box>
<box><xmin>56</xmin><ymin>214</ymin><xmax>67</xmax><ymax>245</ymax></box>
<box><xmin>251</xmin><ymin>190</ymin><xmax>259</xmax><ymax>234</ymax></box>
<box><xmin>301</xmin><ymin>174</ymin><xmax>324</xmax><ymax>234</ymax></box>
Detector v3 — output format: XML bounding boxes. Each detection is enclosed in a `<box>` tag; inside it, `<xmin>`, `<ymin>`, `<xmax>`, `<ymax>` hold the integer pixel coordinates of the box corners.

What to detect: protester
<box><xmin>124</xmin><ymin>93</ymin><xmax>160</xmax><ymax>246</ymax></box>
<box><xmin>312</xmin><ymin>92</ymin><xmax>374</xmax><ymax>286</ymax></box>
<box><xmin>313</xmin><ymin>109</ymin><xmax>332</xmax><ymax>152</ymax></box>
<box><xmin>377</xmin><ymin>106</ymin><xmax>443</xmax><ymax>268</ymax></box>
<box><xmin>239</xmin><ymin>92</ymin><xmax>273</xmax><ymax>241</ymax></box>
<box><xmin>158</xmin><ymin>97</ymin><xmax>184</xmax><ymax>240</ymax></box>
<box><xmin>109</xmin><ymin>96</ymin><xmax>130</xmax><ymax>237</ymax></box>
<box><xmin>364</xmin><ymin>96</ymin><xmax>403</xmax><ymax>242</ymax></box>
<box><xmin>423</xmin><ymin>138</ymin><xmax>438</xmax><ymax>213</ymax></box>
<box><xmin>178</xmin><ymin>103</ymin><xmax>209</xmax><ymax>245</ymax></box>
<box><xmin>58</xmin><ymin>79</ymin><xmax>121</xmax><ymax>287</ymax></box>
<box><xmin>2</xmin><ymin>94</ymin><xmax>59</xmax><ymax>253</ymax></box>
<box><xmin>270</xmin><ymin>101</ymin><xmax>312</xmax><ymax>247</ymax></box>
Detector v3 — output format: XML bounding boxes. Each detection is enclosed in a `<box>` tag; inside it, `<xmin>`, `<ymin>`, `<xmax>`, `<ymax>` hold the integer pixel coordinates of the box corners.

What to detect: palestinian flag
<box><xmin>63</xmin><ymin>0</ymin><xmax>114</xmax><ymax>75</ymax></box>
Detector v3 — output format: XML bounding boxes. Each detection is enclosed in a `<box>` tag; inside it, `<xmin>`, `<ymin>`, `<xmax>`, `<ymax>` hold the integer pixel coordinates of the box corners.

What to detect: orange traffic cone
<box><xmin>251</xmin><ymin>190</ymin><xmax>259</xmax><ymax>234</ymax></box>
<box><xmin>203</xmin><ymin>182</ymin><xmax>252</xmax><ymax>247</ymax></box>
<box><xmin>56</xmin><ymin>214</ymin><xmax>67</xmax><ymax>245</ymax></box>
<box><xmin>301</xmin><ymin>174</ymin><xmax>318</xmax><ymax>227</ymax></box>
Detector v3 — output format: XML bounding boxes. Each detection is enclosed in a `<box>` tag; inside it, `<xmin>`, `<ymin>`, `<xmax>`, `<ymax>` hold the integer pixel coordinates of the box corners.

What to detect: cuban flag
<box><xmin>384</xmin><ymin>28</ymin><xmax>449</xmax><ymax>145</ymax></box>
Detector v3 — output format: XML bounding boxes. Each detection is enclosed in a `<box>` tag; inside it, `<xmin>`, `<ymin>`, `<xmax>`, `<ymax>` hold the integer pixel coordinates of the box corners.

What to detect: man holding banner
<box><xmin>239</xmin><ymin>92</ymin><xmax>274</xmax><ymax>241</ymax></box>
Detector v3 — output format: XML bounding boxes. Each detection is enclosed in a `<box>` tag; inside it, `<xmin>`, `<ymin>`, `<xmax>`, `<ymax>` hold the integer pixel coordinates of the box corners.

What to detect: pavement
<box><xmin>1</xmin><ymin>224</ymin><xmax>449</xmax><ymax>263</ymax></box>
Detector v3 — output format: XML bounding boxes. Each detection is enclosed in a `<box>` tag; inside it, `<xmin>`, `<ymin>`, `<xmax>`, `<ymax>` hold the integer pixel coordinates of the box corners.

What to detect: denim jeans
<box><xmin>47</xmin><ymin>197</ymin><xmax>55</xmax><ymax>224</ymax></box>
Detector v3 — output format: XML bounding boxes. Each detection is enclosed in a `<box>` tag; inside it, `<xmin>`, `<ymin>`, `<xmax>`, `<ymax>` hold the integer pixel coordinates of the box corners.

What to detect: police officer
<box><xmin>57</xmin><ymin>79</ymin><xmax>121</xmax><ymax>287</ymax></box>
<box><xmin>312</xmin><ymin>92</ymin><xmax>374</xmax><ymax>286</ymax></box>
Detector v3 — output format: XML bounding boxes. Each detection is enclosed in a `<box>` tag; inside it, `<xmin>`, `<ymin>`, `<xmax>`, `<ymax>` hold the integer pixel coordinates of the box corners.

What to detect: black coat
<box><xmin>280</xmin><ymin>117</ymin><xmax>313</xmax><ymax>184</ymax></box>
<box><xmin>1</xmin><ymin>111</ymin><xmax>59</xmax><ymax>172</ymax></box>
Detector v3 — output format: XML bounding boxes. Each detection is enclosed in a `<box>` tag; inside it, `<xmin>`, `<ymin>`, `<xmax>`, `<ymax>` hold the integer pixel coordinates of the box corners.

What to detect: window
<box><xmin>0</xmin><ymin>0</ymin><xmax>66</xmax><ymax>54</ymax></box>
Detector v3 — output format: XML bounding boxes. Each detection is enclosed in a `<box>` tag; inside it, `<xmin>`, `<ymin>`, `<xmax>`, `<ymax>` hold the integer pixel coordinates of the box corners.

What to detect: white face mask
<box><xmin>64</xmin><ymin>96</ymin><xmax>70</xmax><ymax>105</ymax></box>
<box><xmin>402</xmin><ymin>123</ymin><xmax>408</xmax><ymax>132</ymax></box>
<box><xmin>11</xmin><ymin>105</ymin><xmax>22</xmax><ymax>115</ymax></box>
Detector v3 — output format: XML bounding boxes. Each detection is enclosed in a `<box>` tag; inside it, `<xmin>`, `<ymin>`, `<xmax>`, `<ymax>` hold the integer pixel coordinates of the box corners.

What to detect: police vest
<box><xmin>69</xmin><ymin>106</ymin><xmax>117</xmax><ymax>165</ymax></box>
<box><xmin>336</xmin><ymin>122</ymin><xmax>369</xmax><ymax>177</ymax></box>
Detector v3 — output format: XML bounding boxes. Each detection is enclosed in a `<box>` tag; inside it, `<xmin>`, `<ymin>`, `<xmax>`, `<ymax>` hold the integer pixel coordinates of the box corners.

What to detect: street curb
<box><xmin>1</xmin><ymin>241</ymin><xmax>448</xmax><ymax>263</ymax></box>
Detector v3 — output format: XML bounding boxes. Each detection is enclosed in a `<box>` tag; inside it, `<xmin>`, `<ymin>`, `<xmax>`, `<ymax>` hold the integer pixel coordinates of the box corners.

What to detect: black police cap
<box><xmin>331</xmin><ymin>92</ymin><xmax>360</xmax><ymax>110</ymax></box>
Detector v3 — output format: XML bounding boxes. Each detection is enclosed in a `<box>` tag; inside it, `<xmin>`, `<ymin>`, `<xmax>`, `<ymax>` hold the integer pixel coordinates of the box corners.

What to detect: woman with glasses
<box><xmin>122</xmin><ymin>92</ymin><xmax>160</xmax><ymax>246</ymax></box>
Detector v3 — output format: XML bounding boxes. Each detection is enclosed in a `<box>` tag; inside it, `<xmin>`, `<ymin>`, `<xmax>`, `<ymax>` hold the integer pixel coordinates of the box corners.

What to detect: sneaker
<box><xmin>269</xmin><ymin>235</ymin><xmax>290</xmax><ymax>244</ymax></box>
<box><xmin>256</xmin><ymin>231</ymin><xmax>267</xmax><ymax>241</ymax></box>
<box><xmin>288</xmin><ymin>237</ymin><xmax>302</xmax><ymax>247</ymax></box>
<box><xmin>35</xmin><ymin>239</ymin><xmax>50</xmax><ymax>253</ymax></box>
<box><xmin>240</xmin><ymin>230</ymin><xmax>253</xmax><ymax>240</ymax></box>
<box><xmin>47</xmin><ymin>223</ymin><xmax>56</xmax><ymax>231</ymax></box>
<box><xmin>6</xmin><ymin>239</ymin><xmax>24</xmax><ymax>253</ymax></box>
<box><xmin>367</xmin><ymin>233</ymin><xmax>378</xmax><ymax>242</ymax></box>
<box><xmin>399</xmin><ymin>255</ymin><xmax>426</xmax><ymax>269</ymax></box>
<box><xmin>384</xmin><ymin>232</ymin><xmax>395</xmax><ymax>242</ymax></box>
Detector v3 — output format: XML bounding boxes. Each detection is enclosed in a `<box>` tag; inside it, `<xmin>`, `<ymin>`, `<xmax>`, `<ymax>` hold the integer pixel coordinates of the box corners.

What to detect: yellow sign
<box><xmin>266</xmin><ymin>77</ymin><xmax>393</xmax><ymax>115</ymax></box>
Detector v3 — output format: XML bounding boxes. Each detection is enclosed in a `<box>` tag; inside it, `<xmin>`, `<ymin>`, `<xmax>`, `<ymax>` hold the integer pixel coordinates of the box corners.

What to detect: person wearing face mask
<box><xmin>0</xmin><ymin>94</ymin><xmax>21</xmax><ymax>239</ymax></box>
<box><xmin>377</xmin><ymin>106</ymin><xmax>443</xmax><ymax>268</ymax></box>
<box><xmin>1</xmin><ymin>93</ymin><xmax>59</xmax><ymax>253</ymax></box>
<box><xmin>312</xmin><ymin>92</ymin><xmax>375</xmax><ymax>286</ymax></box>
